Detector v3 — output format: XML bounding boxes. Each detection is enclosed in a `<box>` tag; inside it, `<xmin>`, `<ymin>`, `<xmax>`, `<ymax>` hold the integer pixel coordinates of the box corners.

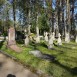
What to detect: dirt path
<box><xmin>0</xmin><ymin>53</ymin><xmax>38</xmax><ymax>77</ymax></box>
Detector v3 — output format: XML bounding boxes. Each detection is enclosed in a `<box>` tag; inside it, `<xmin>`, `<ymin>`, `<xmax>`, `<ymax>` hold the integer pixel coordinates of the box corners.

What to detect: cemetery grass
<box><xmin>0</xmin><ymin>41</ymin><xmax>77</xmax><ymax>77</ymax></box>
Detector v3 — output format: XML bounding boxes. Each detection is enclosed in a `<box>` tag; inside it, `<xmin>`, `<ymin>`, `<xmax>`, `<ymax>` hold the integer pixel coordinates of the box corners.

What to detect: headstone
<box><xmin>36</xmin><ymin>26</ymin><xmax>39</xmax><ymax>36</ymax></box>
<box><xmin>8</xmin><ymin>28</ymin><xmax>16</xmax><ymax>45</ymax></box>
<box><xmin>52</xmin><ymin>32</ymin><xmax>55</xmax><ymax>40</ymax></box>
<box><xmin>24</xmin><ymin>29</ymin><xmax>27</xmax><ymax>33</ymax></box>
<box><xmin>29</xmin><ymin>33</ymin><xmax>33</xmax><ymax>41</ymax></box>
<box><xmin>75</xmin><ymin>35</ymin><xmax>77</xmax><ymax>43</ymax></box>
<box><xmin>24</xmin><ymin>35</ymin><xmax>29</xmax><ymax>46</ymax></box>
<box><xmin>44</xmin><ymin>32</ymin><xmax>48</xmax><ymax>42</ymax></box>
<box><xmin>35</xmin><ymin>25</ymin><xmax>40</xmax><ymax>43</ymax></box>
<box><xmin>35</xmin><ymin>35</ymin><xmax>40</xmax><ymax>43</ymax></box>
<box><xmin>28</xmin><ymin>24</ymin><xmax>31</xmax><ymax>35</ymax></box>
<box><xmin>24</xmin><ymin>29</ymin><xmax>29</xmax><ymax>46</ymax></box>
<box><xmin>57</xmin><ymin>33</ymin><xmax>62</xmax><ymax>45</ymax></box>
<box><xmin>7</xmin><ymin>27</ymin><xmax>22</xmax><ymax>52</ymax></box>
<box><xmin>48</xmin><ymin>33</ymin><xmax>54</xmax><ymax>49</ymax></box>
<box><xmin>65</xmin><ymin>32</ymin><xmax>70</xmax><ymax>43</ymax></box>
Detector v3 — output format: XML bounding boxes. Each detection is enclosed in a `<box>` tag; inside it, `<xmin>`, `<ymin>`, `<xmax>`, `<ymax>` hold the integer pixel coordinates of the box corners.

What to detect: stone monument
<box><xmin>44</xmin><ymin>32</ymin><xmax>48</xmax><ymax>42</ymax></box>
<box><xmin>7</xmin><ymin>27</ymin><xmax>22</xmax><ymax>52</ymax></box>
<box><xmin>65</xmin><ymin>32</ymin><xmax>70</xmax><ymax>43</ymax></box>
<box><xmin>24</xmin><ymin>35</ymin><xmax>29</xmax><ymax>46</ymax></box>
<box><xmin>52</xmin><ymin>32</ymin><xmax>55</xmax><ymax>40</ymax></box>
<box><xmin>24</xmin><ymin>29</ymin><xmax>29</xmax><ymax>46</ymax></box>
<box><xmin>57</xmin><ymin>33</ymin><xmax>62</xmax><ymax>45</ymax></box>
<box><xmin>48</xmin><ymin>33</ymin><xmax>54</xmax><ymax>49</ymax></box>
<box><xmin>75</xmin><ymin>35</ymin><xmax>77</xmax><ymax>43</ymax></box>
<box><xmin>35</xmin><ymin>35</ymin><xmax>40</xmax><ymax>43</ymax></box>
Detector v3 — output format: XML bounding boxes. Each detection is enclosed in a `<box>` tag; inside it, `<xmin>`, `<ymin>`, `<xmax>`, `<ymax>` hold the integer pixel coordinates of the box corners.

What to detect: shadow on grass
<box><xmin>41</xmin><ymin>53</ymin><xmax>56</xmax><ymax>61</ymax></box>
<box><xmin>56</xmin><ymin>45</ymin><xmax>77</xmax><ymax>51</ymax></box>
<box><xmin>71</xmin><ymin>67</ymin><xmax>77</xmax><ymax>75</ymax></box>
<box><xmin>57</xmin><ymin>45</ymin><xmax>72</xmax><ymax>50</ymax></box>
<box><xmin>63</xmin><ymin>43</ymin><xmax>77</xmax><ymax>46</ymax></box>
<box><xmin>38</xmin><ymin>51</ymin><xmax>77</xmax><ymax>76</ymax></box>
<box><xmin>52</xmin><ymin>60</ymin><xmax>77</xmax><ymax>76</ymax></box>
<box><xmin>27</xmin><ymin>42</ymin><xmax>77</xmax><ymax>76</ymax></box>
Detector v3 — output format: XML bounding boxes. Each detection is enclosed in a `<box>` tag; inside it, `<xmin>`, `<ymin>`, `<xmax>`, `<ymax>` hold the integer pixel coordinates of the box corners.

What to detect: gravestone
<box><xmin>24</xmin><ymin>35</ymin><xmax>29</xmax><ymax>46</ymax></box>
<box><xmin>24</xmin><ymin>29</ymin><xmax>29</xmax><ymax>46</ymax></box>
<box><xmin>65</xmin><ymin>32</ymin><xmax>70</xmax><ymax>43</ymax></box>
<box><xmin>75</xmin><ymin>35</ymin><xmax>77</xmax><ymax>43</ymax></box>
<box><xmin>35</xmin><ymin>26</ymin><xmax>40</xmax><ymax>43</ymax></box>
<box><xmin>35</xmin><ymin>35</ymin><xmax>40</xmax><ymax>43</ymax></box>
<box><xmin>8</xmin><ymin>28</ymin><xmax>16</xmax><ymax>45</ymax></box>
<box><xmin>7</xmin><ymin>27</ymin><xmax>22</xmax><ymax>52</ymax></box>
<box><xmin>57</xmin><ymin>33</ymin><xmax>62</xmax><ymax>45</ymax></box>
<box><xmin>48</xmin><ymin>33</ymin><xmax>54</xmax><ymax>49</ymax></box>
<box><xmin>52</xmin><ymin>32</ymin><xmax>55</xmax><ymax>40</ymax></box>
<box><xmin>44</xmin><ymin>32</ymin><xmax>48</xmax><ymax>42</ymax></box>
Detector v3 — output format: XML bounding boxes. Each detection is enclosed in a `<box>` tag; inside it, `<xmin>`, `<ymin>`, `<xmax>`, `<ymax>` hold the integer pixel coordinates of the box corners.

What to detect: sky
<box><xmin>7</xmin><ymin>0</ymin><xmax>77</xmax><ymax>21</ymax></box>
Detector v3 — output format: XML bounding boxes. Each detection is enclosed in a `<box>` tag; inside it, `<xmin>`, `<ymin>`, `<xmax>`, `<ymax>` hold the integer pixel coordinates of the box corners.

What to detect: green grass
<box><xmin>0</xmin><ymin>41</ymin><xmax>77</xmax><ymax>77</ymax></box>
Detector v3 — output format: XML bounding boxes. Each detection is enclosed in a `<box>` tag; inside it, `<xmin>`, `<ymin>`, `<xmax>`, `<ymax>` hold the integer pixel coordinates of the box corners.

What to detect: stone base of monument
<box><xmin>8</xmin><ymin>45</ymin><xmax>22</xmax><ymax>52</ymax></box>
<box><xmin>7</xmin><ymin>41</ymin><xmax>22</xmax><ymax>53</ymax></box>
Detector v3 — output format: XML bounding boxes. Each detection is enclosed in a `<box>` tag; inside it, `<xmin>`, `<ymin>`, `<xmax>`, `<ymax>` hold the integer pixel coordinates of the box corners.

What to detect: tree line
<box><xmin>0</xmin><ymin>0</ymin><xmax>77</xmax><ymax>38</ymax></box>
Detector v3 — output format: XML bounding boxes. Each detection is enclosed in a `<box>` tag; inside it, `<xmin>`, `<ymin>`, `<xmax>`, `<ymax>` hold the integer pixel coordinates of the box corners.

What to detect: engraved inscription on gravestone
<box><xmin>8</xmin><ymin>27</ymin><xmax>16</xmax><ymax>45</ymax></box>
<box><xmin>7</xmin><ymin>27</ymin><xmax>22</xmax><ymax>52</ymax></box>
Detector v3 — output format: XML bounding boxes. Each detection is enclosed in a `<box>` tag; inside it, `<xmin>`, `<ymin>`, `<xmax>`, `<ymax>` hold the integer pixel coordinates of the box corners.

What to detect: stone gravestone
<box><xmin>48</xmin><ymin>33</ymin><xmax>54</xmax><ymax>49</ymax></box>
<box><xmin>75</xmin><ymin>35</ymin><xmax>77</xmax><ymax>43</ymax></box>
<box><xmin>52</xmin><ymin>32</ymin><xmax>55</xmax><ymax>41</ymax></box>
<box><xmin>7</xmin><ymin>27</ymin><xmax>22</xmax><ymax>52</ymax></box>
<box><xmin>24</xmin><ymin>29</ymin><xmax>29</xmax><ymax>46</ymax></box>
<box><xmin>35</xmin><ymin>35</ymin><xmax>40</xmax><ymax>43</ymax></box>
<box><xmin>8</xmin><ymin>28</ymin><xmax>16</xmax><ymax>45</ymax></box>
<box><xmin>65</xmin><ymin>32</ymin><xmax>70</xmax><ymax>43</ymax></box>
<box><xmin>57</xmin><ymin>33</ymin><xmax>62</xmax><ymax>45</ymax></box>
<box><xmin>44</xmin><ymin>32</ymin><xmax>48</xmax><ymax>42</ymax></box>
<box><xmin>35</xmin><ymin>26</ymin><xmax>40</xmax><ymax>43</ymax></box>
<box><xmin>24</xmin><ymin>35</ymin><xmax>29</xmax><ymax>46</ymax></box>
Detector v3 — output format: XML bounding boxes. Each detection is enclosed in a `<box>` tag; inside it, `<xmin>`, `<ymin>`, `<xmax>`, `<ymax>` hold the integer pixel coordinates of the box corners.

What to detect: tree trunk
<box><xmin>55</xmin><ymin>0</ymin><xmax>59</xmax><ymax>38</ymax></box>
<box><xmin>66</xmin><ymin>0</ymin><xmax>71</xmax><ymax>33</ymax></box>
<box><xmin>28</xmin><ymin>10</ymin><xmax>31</xmax><ymax>35</ymax></box>
<box><xmin>46</xmin><ymin>0</ymin><xmax>52</xmax><ymax>33</ymax></box>
<box><xmin>13</xmin><ymin>0</ymin><xmax>16</xmax><ymax>30</ymax></box>
<box><xmin>62</xmin><ymin>0</ymin><xmax>65</xmax><ymax>38</ymax></box>
<box><xmin>65</xmin><ymin>0</ymin><xmax>71</xmax><ymax>42</ymax></box>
